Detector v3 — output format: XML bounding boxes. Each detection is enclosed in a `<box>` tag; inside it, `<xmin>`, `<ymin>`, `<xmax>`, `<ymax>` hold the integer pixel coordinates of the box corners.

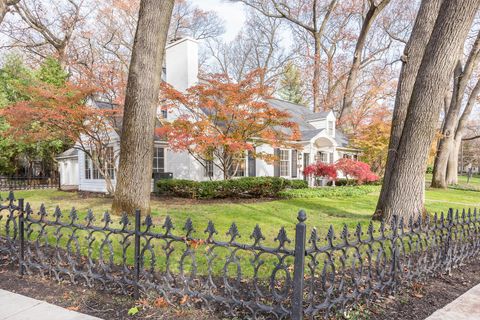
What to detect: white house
<box><xmin>57</xmin><ymin>37</ymin><xmax>360</xmax><ymax>193</ymax></box>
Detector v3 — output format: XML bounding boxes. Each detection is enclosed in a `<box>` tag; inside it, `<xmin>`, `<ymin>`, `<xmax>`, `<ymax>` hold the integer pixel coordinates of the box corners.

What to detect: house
<box><xmin>57</xmin><ymin>37</ymin><xmax>360</xmax><ymax>193</ymax></box>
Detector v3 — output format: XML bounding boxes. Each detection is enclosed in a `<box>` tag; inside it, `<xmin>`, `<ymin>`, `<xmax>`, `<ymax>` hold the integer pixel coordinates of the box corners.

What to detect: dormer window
<box><xmin>328</xmin><ymin>120</ymin><xmax>334</xmax><ymax>136</ymax></box>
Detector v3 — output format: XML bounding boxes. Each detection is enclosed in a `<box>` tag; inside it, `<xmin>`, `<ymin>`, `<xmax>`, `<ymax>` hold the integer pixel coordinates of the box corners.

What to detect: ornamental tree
<box><xmin>335</xmin><ymin>158</ymin><xmax>379</xmax><ymax>185</ymax></box>
<box><xmin>158</xmin><ymin>69</ymin><xmax>300</xmax><ymax>179</ymax></box>
<box><xmin>1</xmin><ymin>81</ymin><xmax>122</xmax><ymax>194</ymax></box>
<box><xmin>303</xmin><ymin>162</ymin><xmax>337</xmax><ymax>181</ymax></box>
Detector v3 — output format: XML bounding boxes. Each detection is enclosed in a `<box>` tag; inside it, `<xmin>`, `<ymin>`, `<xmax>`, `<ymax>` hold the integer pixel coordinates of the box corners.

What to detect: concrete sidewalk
<box><xmin>426</xmin><ymin>283</ymin><xmax>480</xmax><ymax>320</ymax></box>
<box><xmin>0</xmin><ymin>289</ymin><xmax>102</xmax><ymax>320</ymax></box>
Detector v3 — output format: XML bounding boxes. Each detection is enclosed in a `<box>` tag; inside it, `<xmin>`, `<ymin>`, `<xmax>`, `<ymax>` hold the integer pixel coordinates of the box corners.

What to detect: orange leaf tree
<box><xmin>158</xmin><ymin>70</ymin><xmax>300</xmax><ymax>179</ymax></box>
<box><xmin>1</xmin><ymin>82</ymin><xmax>122</xmax><ymax>194</ymax></box>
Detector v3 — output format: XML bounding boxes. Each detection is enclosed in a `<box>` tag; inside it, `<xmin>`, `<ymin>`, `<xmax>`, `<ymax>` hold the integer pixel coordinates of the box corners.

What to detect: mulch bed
<box><xmin>0</xmin><ymin>255</ymin><xmax>479</xmax><ymax>319</ymax></box>
<box><xmin>370</xmin><ymin>259</ymin><xmax>480</xmax><ymax>320</ymax></box>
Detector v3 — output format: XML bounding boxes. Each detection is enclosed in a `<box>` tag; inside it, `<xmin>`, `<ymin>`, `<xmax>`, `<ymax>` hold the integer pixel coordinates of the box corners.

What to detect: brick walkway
<box><xmin>0</xmin><ymin>289</ymin><xmax>102</xmax><ymax>320</ymax></box>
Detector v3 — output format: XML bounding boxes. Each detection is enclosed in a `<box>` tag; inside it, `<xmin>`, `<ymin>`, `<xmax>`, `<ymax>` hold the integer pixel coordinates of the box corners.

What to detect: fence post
<box><xmin>18</xmin><ymin>198</ymin><xmax>25</xmax><ymax>276</ymax></box>
<box><xmin>292</xmin><ymin>210</ymin><xmax>307</xmax><ymax>320</ymax></box>
<box><xmin>133</xmin><ymin>209</ymin><xmax>141</xmax><ymax>300</ymax></box>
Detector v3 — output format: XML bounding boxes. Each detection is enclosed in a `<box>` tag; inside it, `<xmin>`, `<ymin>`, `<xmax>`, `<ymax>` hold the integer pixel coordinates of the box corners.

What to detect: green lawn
<box><xmin>5</xmin><ymin>179</ymin><xmax>480</xmax><ymax>244</ymax></box>
<box><xmin>1</xmin><ymin>180</ymin><xmax>479</xmax><ymax>277</ymax></box>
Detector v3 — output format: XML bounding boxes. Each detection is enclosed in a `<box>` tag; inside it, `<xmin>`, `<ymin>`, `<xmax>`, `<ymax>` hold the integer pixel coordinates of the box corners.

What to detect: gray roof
<box><xmin>57</xmin><ymin>148</ymin><xmax>78</xmax><ymax>159</ymax></box>
<box><xmin>266</xmin><ymin>98</ymin><xmax>349</xmax><ymax>144</ymax></box>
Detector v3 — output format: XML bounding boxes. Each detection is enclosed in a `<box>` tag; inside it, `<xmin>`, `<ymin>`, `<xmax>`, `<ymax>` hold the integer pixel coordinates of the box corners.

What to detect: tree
<box><xmin>303</xmin><ymin>162</ymin><xmax>337</xmax><ymax>181</ymax></box>
<box><xmin>2</xmin><ymin>0</ymin><xmax>88</xmax><ymax>66</ymax></box>
<box><xmin>352</xmin><ymin>108</ymin><xmax>391</xmax><ymax>176</ymax></box>
<box><xmin>375</xmin><ymin>0</ymin><xmax>441</xmax><ymax>220</ymax></box>
<box><xmin>339</xmin><ymin>0</ymin><xmax>391</xmax><ymax>122</ymax></box>
<box><xmin>335</xmin><ymin>158</ymin><xmax>379</xmax><ymax>184</ymax></box>
<box><xmin>236</xmin><ymin>0</ymin><xmax>338</xmax><ymax>112</ymax></box>
<box><xmin>278</xmin><ymin>62</ymin><xmax>305</xmax><ymax>104</ymax></box>
<box><xmin>0</xmin><ymin>0</ymin><xmax>19</xmax><ymax>24</ymax></box>
<box><xmin>431</xmin><ymin>29</ymin><xmax>480</xmax><ymax>188</ymax></box>
<box><xmin>375</xmin><ymin>0</ymin><xmax>480</xmax><ymax>222</ymax></box>
<box><xmin>206</xmin><ymin>9</ymin><xmax>289</xmax><ymax>90</ymax></box>
<box><xmin>0</xmin><ymin>81</ymin><xmax>121</xmax><ymax>193</ymax></box>
<box><xmin>112</xmin><ymin>0</ymin><xmax>175</xmax><ymax>215</ymax></box>
<box><xmin>158</xmin><ymin>70</ymin><xmax>300</xmax><ymax>179</ymax></box>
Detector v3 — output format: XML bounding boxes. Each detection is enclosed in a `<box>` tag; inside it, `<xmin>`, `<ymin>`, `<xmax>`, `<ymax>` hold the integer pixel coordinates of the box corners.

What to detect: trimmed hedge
<box><xmin>157</xmin><ymin>177</ymin><xmax>308</xmax><ymax>199</ymax></box>
<box><xmin>278</xmin><ymin>185</ymin><xmax>378</xmax><ymax>199</ymax></box>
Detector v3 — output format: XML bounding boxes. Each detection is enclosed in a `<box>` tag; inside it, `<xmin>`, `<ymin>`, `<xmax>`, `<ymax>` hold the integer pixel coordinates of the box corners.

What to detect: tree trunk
<box><xmin>431</xmin><ymin>60</ymin><xmax>463</xmax><ymax>188</ymax></box>
<box><xmin>312</xmin><ymin>32</ymin><xmax>322</xmax><ymax>112</ymax></box>
<box><xmin>376</xmin><ymin>0</ymin><xmax>479</xmax><ymax>222</ymax></box>
<box><xmin>374</xmin><ymin>0</ymin><xmax>441</xmax><ymax>220</ymax></box>
<box><xmin>446</xmin><ymin>138</ymin><xmax>461</xmax><ymax>185</ymax></box>
<box><xmin>340</xmin><ymin>0</ymin><xmax>391</xmax><ymax>122</ymax></box>
<box><xmin>112</xmin><ymin>0</ymin><xmax>175</xmax><ymax>215</ymax></box>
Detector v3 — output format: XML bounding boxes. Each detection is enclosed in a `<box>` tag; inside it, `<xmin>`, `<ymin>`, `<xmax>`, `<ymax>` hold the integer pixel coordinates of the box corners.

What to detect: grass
<box><xmin>2</xmin><ymin>176</ymin><xmax>479</xmax><ymax>277</ymax></box>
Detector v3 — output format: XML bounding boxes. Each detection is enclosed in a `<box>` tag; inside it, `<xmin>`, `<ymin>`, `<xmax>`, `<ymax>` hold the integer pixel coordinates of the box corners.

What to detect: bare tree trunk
<box><xmin>376</xmin><ymin>0</ymin><xmax>479</xmax><ymax>222</ymax></box>
<box><xmin>313</xmin><ymin>33</ymin><xmax>322</xmax><ymax>112</ymax></box>
<box><xmin>374</xmin><ymin>0</ymin><xmax>441</xmax><ymax>220</ymax></box>
<box><xmin>112</xmin><ymin>0</ymin><xmax>175</xmax><ymax>215</ymax></box>
<box><xmin>446</xmin><ymin>138</ymin><xmax>461</xmax><ymax>185</ymax></box>
<box><xmin>340</xmin><ymin>0</ymin><xmax>391</xmax><ymax>121</ymax></box>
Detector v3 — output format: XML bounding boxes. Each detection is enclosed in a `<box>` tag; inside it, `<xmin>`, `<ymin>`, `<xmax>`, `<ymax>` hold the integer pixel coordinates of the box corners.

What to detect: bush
<box><xmin>426</xmin><ymin>166</ymin><xmax>434</xmax><ymax>174</ymax></box>
<box><xmin>278</xmin><ymin>185</ymin><xmax>378</xmax><ymax>199</ymax></box>
<box><xmin>285</xmin><ymin>179</ymin><xmax>309</xmax><ymax>189</ymax></box>
<box><xmin>157</xmin><ymin>177</ymin><xmax>295</xmax><ymax>199</ymax></box>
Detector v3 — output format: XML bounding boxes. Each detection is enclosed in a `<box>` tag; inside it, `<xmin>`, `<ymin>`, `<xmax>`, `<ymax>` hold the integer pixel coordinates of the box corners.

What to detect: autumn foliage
<box><xmin>157</xmin><ymin>70</ymin><xmax>300</xmax><ymax>179</ymax></box>
<box><xmin>304</xmin><ymin>158</ymin><xmax>379</xmax><ymax>184</ymax></box>
<box><xmin>303</xmin><ymin>162</ymin><xmax>337</xmax><ymax>181</ymax></box>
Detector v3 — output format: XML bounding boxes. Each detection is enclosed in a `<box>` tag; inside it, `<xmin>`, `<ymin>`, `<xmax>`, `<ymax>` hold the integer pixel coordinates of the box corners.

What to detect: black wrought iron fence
<box><xmin>0</xmin><ymin>177</ymin><xmax>60</xmax><ymax>191</ymax></box>
<box><xmin>0</xmin><ymin>191</ymin><xmax>479</xmax><ymax>320</ymax></box>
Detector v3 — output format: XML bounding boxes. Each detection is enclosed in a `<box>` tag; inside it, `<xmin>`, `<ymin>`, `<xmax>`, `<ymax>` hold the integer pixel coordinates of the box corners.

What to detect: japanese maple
<box><xmin>157</xmin><ymin>69</ymin><xmax>300</xmax><ymax>179</ymax></box>
<box><xmin>1</xmin><ymin>81</ymin><xmax>122</xmax><ymax>194</ymax></box>
<box><xmin>335</xmin><ymin>158</ymin><xmax>379</xmax><ymax>185</ymax></box>
<box><xmin>303</xmin><ymin>162</ymin><xmax>337</xmax><ymax>181</ymax></box>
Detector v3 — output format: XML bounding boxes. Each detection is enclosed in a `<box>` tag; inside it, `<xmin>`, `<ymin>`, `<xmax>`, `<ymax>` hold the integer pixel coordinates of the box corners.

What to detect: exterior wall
<box><xmin>59</xmin><ymin>158</ymin><xmax>78</xmax><ymax>186</ymax></box>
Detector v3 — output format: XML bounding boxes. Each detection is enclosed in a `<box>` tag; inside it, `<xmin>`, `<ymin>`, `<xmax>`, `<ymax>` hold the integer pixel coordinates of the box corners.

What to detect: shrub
<box><xmin>285</xmin><ymin>179</ymin><xmax>309</xmax><ymax>189</ymax></box>
<box><xmin>426</xmin><ymin>166</ymin><xmax>434</xmax><ymax>174</ymax></box>
<box><xmin>157</xmin><ymin>177</ymin><xmax>293</xmax><ymax>199</ymax></box>
<box><xmin>279</xmin><ymin>185</ymin><xmax>378</xmax><ymax>199</ymax></box>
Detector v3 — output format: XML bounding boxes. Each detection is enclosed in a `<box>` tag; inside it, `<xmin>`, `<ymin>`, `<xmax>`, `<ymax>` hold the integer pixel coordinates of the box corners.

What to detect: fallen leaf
<box><xmin>67</xmin><ymin>306</ymin><xmax>80</xmax><ymax>311</ymax></box>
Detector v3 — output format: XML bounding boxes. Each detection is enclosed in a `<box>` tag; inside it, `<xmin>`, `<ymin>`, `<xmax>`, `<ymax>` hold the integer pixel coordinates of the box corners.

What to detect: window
<box><xmin>328</xmin><ymin>120</ymin><xmax>334</xmax><ymax>136</ymax></box>
<box><xmin>153</xmin><ymin>147</ymin><xmax>165</xmax><ymax>173</ymax></box>
<box><xmin>329</xmin><ymin>152</ymin><xmax>334</xmax><ymax>164</ymax></box>
<box><xmin>280</xmin><ymin>149</ymin><xmax>290</xmax><ymax>177</ymax></box>
<box><xmin>353</xmin><ymin>154</ymin><xmax>358</xmax><ymax>161</ymax></box>
<box><xmin>106</xmin><ymin>147</ymin><xmax>115</xmax><ymax>179</ymax></box>
<box><xmin>318</xmin><ymin>151</ymin><xmax>328</xmax><ymax>163</ymax></box>
<box><xmin>343</xmin><ymin>153</ymin><xmax>350</xmax><ymax>159</ymax></box>
<box><xmin>204</xmin><ymin>160</ymin><xmax>214</xmax><ymax>177</ymax></box>
<box><xmin>91</xmin><ymin>150</ymin><xmax>101</xmax><ymax>179</ymax></box>
<box><xmin>85</xmin><ymin>154</ymin><xmax>91</xmax><ymax>180</ymax></box>
<box><xmin>229</xmin><ymin>156</ymin><xmax>246</xmax><ymax>177</ymax></box>
<box><xmin>161</xmin><ymin>108</ymin><xmax>168</xmax><ymax>119</ymax></box>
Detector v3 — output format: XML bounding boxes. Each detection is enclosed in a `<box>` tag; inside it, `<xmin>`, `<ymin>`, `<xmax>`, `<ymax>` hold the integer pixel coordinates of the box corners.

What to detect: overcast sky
<box><xmin>190</xmin><ymin>0</ymin><xmax>246</xmax><ymax>41</ymax></box>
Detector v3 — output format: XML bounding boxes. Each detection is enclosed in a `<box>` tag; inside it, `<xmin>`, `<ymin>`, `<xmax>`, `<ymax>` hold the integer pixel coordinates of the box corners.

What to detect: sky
<box><xmin>190</xmin><ymin>0</ymin><xmax>246</xmax><ymax>41</ymax></box>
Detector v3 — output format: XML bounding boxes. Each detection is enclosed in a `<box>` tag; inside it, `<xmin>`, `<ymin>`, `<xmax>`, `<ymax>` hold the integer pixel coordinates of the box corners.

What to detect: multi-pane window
<box><xmin>205</xmin><ymin>160</ymin><xmax>214</xmax><ymax>177</ymax></box>
<box><xmin>85</xmin><ymin>154</ymin><xmax>91</xmax><ymax>180</ymax></box>
<box><xmin>279</xmin><ymin>149</ymin><xmax>290</xmax><ymax>177</ymax></box>
<box><xmin>153</xmin><ymin>147</ymin><xmax>165</xmax><ymax>173</ymax></box>
<box><xmin>329</xmin><ymin>153</ymin><xmax>334</xmax><ymax>164</ymax></box>
<box><xmin>106</xmin><ymin>147</ymin><xmax>115</xmax><ymax>179</ymax></box>
<box><xmin>318</xmin><ymin>151</ymin><xmax>328</xmax><ymax>163</ymax></box>
<box><xmin>92</xmin><ymin>150</ymin><xmax>100</xmax><ymax>179</ymax></box>
<box><xmin>232</xmin><ymin>158</ymin><xmax>246</xmax><ymax>177</ymax></box>
<box><xmin>328</xmin><ymin>120</ymin><xmax>334</xmax><ymax>136</ymax></box>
